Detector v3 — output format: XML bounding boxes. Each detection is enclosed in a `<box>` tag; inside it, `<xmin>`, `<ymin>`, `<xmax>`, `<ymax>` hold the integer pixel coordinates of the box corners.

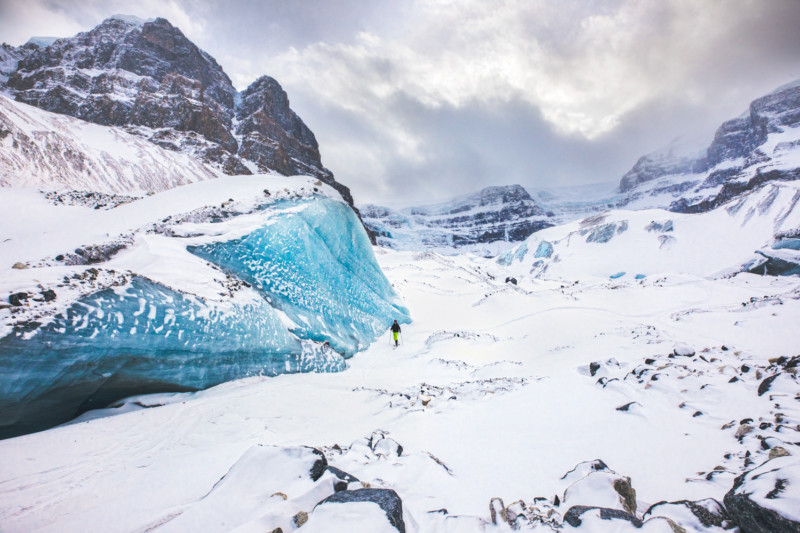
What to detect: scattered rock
<box><xmin>616</xmin><ymin>402</ymin><xmax>640</xmax><ymax>412</ymax></box>
<box><xmin>41</xmin><ymin>289</ymin><xmax>56</xmax><ymax>302</ymax></box>
<box><xmin>11</xmin><ymin>262</ymin><xmax>28</xmax><ymax>269</ymax></box>
<box><xmin>8</xmin><ymin>292</ymin><xmax>29</xmax><ymax>306</ymax></box>
<box><xmin>293</xmin><ymin>511</ymin><xmax>308</xmax><ymax>527</ymax></box>
<box><xmin>673</xmin><ymin>344</ymin><xmax>696</xmax><ymax>357</ymax></box>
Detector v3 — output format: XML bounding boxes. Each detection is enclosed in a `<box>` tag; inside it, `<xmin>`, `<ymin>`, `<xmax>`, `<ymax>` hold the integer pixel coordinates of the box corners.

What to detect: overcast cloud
<box><xmin>1</xmin><ymin>0</ymin><xmax>800</xmax><ymax>205</ymax></box>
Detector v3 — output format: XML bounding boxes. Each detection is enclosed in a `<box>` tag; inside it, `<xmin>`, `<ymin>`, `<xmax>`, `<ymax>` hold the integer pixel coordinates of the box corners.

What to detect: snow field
<box><xmin>1</xmin><ymin>246</ymin><xmax>798</xmax><ymax>531</ymax></box>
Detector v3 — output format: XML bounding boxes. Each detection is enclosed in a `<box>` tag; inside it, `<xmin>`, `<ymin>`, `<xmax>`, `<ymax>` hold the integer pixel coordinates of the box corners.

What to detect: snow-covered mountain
<box><xmin>620</xmin><ymin>79</ymin><xmax>800</xmax><ymax>213</ymax></box>
<box><xmin>361</xmin><ymin>184</ymin><xmax>554</xmax><ymax>254</ymax></box>
<box><xmin>495</xmin><ymin>180</ymin><xmax>800</xmax><ymax>279</ymax></box>
<box><xmin>0</xmin><ymin>15</ymin><xmax>358</xmax><ymax>207</ymax></box>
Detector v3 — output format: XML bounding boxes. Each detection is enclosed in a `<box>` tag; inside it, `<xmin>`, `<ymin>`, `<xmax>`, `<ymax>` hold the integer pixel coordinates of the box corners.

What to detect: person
<box><xmin>390</xmin><ymin>320</ymin><xmax>401</xmax><ymax>347</ymax></box>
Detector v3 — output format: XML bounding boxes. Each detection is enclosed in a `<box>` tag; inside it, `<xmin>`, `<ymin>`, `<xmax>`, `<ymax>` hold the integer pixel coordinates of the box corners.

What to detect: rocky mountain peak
<box><xmin>0</xmin><ymin>16</ymin><xmax>359</xmax><ymax>217</ymax></box>
<box><xmin>619</xmin><ymin>78</ymin><xmax>800</xmax><ymax>213</ymax></box>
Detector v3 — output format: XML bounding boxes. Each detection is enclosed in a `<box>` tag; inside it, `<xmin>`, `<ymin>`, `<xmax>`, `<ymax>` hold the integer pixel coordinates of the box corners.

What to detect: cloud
<box><xmin>2</xmin><ymin>0</ymin><xmax>800</xmax><ymax>205</ymax></box>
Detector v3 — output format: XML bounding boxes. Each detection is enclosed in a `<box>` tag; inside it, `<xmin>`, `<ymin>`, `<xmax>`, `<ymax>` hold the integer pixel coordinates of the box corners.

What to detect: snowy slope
<box><xmin>0</xmin><ymin>95</ymin><xmax>219</xmax><ymax>193</ymax></box>
<box><xmin>495</xmin><ymin>181</ymin><xmax>800</xmax><ymax>280</ymax></box>
<box><xmin>0</xmin><ymin>246</ymin><xmax>797</xmax><ymax>531</ymax></box>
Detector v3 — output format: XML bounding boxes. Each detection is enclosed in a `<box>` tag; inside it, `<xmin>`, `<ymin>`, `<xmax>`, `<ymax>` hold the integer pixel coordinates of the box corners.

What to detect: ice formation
<box><xmin>0</xmin><ymin>196</ymin><xmax>409</xmax><ymax>438</ymax></box>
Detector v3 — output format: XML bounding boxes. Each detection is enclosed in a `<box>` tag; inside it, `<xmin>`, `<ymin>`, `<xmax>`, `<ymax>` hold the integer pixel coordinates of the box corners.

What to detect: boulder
<box><xmin>316</xmin><ymin>488</ymin><xmax>405</xmax><ymax>533</ymax></box>
<box><xmin>563</xmin><ymin>505</ymin><xmax>643</xmax><ymax>528</ymax></box>
<box><xmin>723</xmin><ymin>456</ymin><xmax>800</xmax><ymax>533</ymax></box>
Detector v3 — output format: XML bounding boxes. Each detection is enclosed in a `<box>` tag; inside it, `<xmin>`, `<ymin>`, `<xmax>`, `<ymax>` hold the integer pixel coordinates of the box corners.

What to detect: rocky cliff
<box><xmin>619</xmin><ymin>80</ymin><xmax>800</xmax><ymax>213</ymax></box>
<box><xmin>0</xmin><ymin>15</ymin><xmax>356</xmax><ymax>208</ymax></box>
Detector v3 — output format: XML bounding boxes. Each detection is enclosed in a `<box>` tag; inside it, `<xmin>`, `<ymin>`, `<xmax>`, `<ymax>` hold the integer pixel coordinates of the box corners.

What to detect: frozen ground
<box><xmin>0</xmin><ymin>243</ymin><xmax>798</xmax><ymax>531</ymax></box>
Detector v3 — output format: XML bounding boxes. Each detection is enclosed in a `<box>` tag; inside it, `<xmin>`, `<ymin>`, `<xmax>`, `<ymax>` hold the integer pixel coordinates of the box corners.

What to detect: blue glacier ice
<box><xmin>534</xmin><ymin>241</ymin><xmax>554</xmax><ymax>258</ymax></box>
<box><xmin>610</xmin><ymin>272</ymin><xmax>626</xmax><ymax>279</ymax></box>
<box><xmin>0</xmin><ymin>197</ymin><xmax>409</xmax><ymax>439</ymax></box>
<box><xmin>514</xmin><ymin>241</ymin><xmax>529</xmax><ymax>262</ymax></box>
<box><xmin>188</xmin><ymin>198</ymin><xmax>409</xmax><ymax>356</ymax></box>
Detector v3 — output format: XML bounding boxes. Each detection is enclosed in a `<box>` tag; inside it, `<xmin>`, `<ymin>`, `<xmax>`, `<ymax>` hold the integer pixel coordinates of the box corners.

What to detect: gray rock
<box><xmin>564</xmin><ymin>505</ymin><xmax>643</xmax><ymax>528</ymax></box>
<box><xmin>317</xmin><ymin>488</ymin><xmax>405</xmax><ymax>533</ymax></box>
<box><xmin>723</xmin><ymin>456</ymin><xmax>800</xmax><ymax>533</ymax></box>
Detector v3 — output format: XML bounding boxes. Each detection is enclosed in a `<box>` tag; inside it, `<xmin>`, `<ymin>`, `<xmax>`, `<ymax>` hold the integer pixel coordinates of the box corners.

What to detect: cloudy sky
<box><xmin>2</xmin><ymin>0</ymin><xmax>800</xmax><ymax>205</ymax></box>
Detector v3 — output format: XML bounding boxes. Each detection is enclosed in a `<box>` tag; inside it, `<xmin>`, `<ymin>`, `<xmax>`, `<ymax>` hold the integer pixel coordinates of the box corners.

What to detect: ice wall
<box><xmin>0</xmin><ymin>197</ymin><xmax>409</xmax><ymax>439</ymax></box>
<box><xmin>188</xmin><ymin>198</ymin><xmax>410</xmax><ymax>356</ymax></box>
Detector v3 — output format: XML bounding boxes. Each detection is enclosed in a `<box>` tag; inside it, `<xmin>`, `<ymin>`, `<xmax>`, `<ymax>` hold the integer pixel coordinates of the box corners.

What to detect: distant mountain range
<box><xmin>363</xmin><ymin>78</ymin><xmax>800</xmax><ymax>251</ymax></box>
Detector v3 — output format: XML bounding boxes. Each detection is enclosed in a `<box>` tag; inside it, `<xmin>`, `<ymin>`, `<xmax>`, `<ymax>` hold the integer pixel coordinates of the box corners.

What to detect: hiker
<box><xmin>390</xmin><ymin>320</ymin><xmax>401</xmax><ymax>347</ymax></box>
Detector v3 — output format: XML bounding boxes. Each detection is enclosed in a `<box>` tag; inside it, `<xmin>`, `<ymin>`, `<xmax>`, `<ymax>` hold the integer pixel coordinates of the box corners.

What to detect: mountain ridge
<box><xmin>0</xmin><ymin>15</ymin><xmax>358</xmax><ymax>208</ymax></box>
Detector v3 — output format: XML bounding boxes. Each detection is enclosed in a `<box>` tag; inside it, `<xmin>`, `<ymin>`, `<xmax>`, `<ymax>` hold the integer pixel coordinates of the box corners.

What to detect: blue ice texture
<box><xmin>0</xmin><ymin>197</ymin><xmax>409</xmax><ymax>438</ymax></box>
<box><xmin>635</xmin><ymin>274</ymin><xmax>646</xmax><ymax>280</ymax></box>
<box><xmin>610</xmin><ymin>272</ymin><xmax>626</xmax><ymax>279</ymax></box>
<box><xmin>514</xmin><ymin>241</ymin><xmax>529</xmax><ymax>262</ymax></box>
<box><xmin>773</xmin><ymin>238</ymin><xmax>800</xmax><ymax>250</ymax></box>
<box><xmin>534</xmin><ymin>241</ymin><xmax>554</xmax><ymax>258</ymax></box>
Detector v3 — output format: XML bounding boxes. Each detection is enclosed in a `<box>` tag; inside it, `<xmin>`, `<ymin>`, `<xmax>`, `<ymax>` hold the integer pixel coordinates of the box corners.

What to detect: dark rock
<box><xmin>589</xmin><ymin>362</ymin><xmax>601</xmax><ymax>377</ymax></box>
<box><xmin>306</xmin><ymin>447</ymin><xmax>327</xmax><ymax>482</ymax></box>
<box><xmin>9</xmin><ymin>292</ymin><xmax>29</xmax><ymax>306</ymax></box>
<box><xmin>41</xmin><ymin>289</ymin><xmax>56</xmax><ymax>302</ymax></box>
<box><xmin>758</xmin><ymin>374</ymin><xmax>780</xmax><ymax>396</ymax></box>
<box><xmin>616</xmin><ymin>402</ymin><xmax>639</xmax><ymax>412</ymax></box>
<box><xmin>724</xmin><ymin>457</ymin><xmax>800</xmax><ymax>533</ymax></box>
<box><xmin>644</xmin><ymin>358</ymin><xmax>656</xmax><ymax>365</ymax></box>
<box><xmin>563</xmin><ymin>505</ymin><xmax>643</xmax><ymax>528</ymax></box>
<box><xmin>55</xmin><ymin>254</ymin><xmax>64</xmax><ymax>261</ymax></box>
<box><xmin>317</xmin><ymin>488</ymin><xmax>405</xmax><ymax>533</ymax></box>
<box><xmin>505</xmin><ymin>277</ymin><xmax>517</xmax><ymax>285</ymax></box>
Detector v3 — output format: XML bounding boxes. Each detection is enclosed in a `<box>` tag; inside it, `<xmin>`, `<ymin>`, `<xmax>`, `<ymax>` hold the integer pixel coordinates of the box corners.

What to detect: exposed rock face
<box><xmin>361</xmin><ymin>184</ymin><xmax>553</xmax><ymax>250</ymax></box>
<box><xmin>620</xmin><ymin>80</ymin><xmax>800</xmax><ymax>213</ymax></box>
<box><xmin>723</xmin><ymin>456</ymin><xmax>800</xmax><ymax>533</ymax></box>
<box><xmin>0</xmin><ymin>16</ymin><xmax>355</xmax><ymax>209</ymax></box>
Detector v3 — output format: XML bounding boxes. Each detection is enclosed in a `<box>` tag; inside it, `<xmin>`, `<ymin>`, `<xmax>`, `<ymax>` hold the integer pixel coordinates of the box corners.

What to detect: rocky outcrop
<box><xmin>316</xmin><ymin>488</ymin><xmax>406</xmax><ymax>533</ymax></box>
<box><xmin>723</xmin><ymin>456</ymin><xmax>800</xmax><ymax>533</ymax></box>
<box><xmin>0</xmin><ymin>16</ymin><xmax>356</xmax><ymax>210</ymax></box>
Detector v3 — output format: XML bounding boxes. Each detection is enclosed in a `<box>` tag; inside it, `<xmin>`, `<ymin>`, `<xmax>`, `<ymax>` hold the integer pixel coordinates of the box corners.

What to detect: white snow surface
<box><xmin>0</xmin><ymin>95</ymin><xmax>220</xmax><ymax>193</ymax></box>
<box><xmin>1</xmin><ymin>205</ymin><xmax>799</xmax><ymax>531</ymax></box>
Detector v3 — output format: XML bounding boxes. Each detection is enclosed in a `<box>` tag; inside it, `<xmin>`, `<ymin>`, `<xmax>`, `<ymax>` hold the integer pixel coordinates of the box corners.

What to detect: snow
<box><xmin>0</xmin><ymin>96</ymin><xmax>220</xmax><ymax>194</ymax></box>
<box><xmin>0</xmin><ymin>221</ymin><xmax>798</xmax><ymax>530</ymax></box>
<box><xmin>24</xmin><ymin>36</ymin><xmax>59</xmax><ymax>47</ymax></box>
<box><xmin>0</xmin><ymin>174</ymin><xmax>409</xmax><ymax>438</ymax></box>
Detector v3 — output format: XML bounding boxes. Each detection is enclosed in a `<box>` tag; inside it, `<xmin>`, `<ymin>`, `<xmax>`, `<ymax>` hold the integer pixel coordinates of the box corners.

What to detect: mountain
<box><xmin>620</xmin><ymin>79</ymin><xmax>800</xmax><ymax>212</ymax></box>
<box><xmin>0</xmin><ymin>15</ymin><xmax>357</xmax><ymax>207</ymax></box>
<box><xmin>496</xmin><ymin>180</ymin><xmax>800</xmax><ymax>279</ymax></box>
<box><xmin>361</xmin><ymin>184</ymin><xmax>553</xmax><ymax>253</ymax></box>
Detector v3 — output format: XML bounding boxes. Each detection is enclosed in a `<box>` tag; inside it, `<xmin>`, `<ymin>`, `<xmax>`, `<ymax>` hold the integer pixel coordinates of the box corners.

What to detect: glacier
<box><xmin>0</xmin><ymin>195</ymin><xmax>409</xmax><ymax>439</ymax></box>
